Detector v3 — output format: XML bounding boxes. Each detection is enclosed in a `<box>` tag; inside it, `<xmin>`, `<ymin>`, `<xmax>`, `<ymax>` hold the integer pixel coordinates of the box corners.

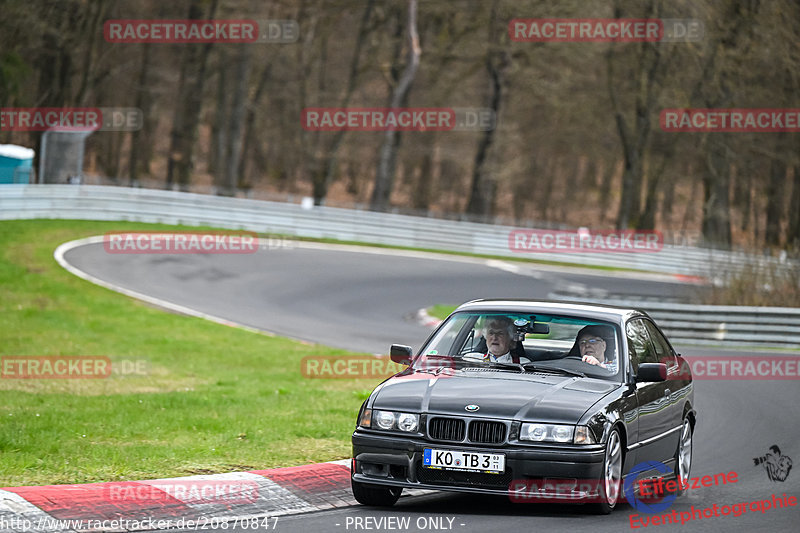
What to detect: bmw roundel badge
<box><xmin>465</xmin><ymin>404</ymin><xmax>480</xmax><ymax>412</ymax></box>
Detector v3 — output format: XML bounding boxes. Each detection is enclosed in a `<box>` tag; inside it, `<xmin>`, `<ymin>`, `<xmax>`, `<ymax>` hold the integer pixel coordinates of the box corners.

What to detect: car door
<box><xmin>626</xmin><ymin>318</ymin><xmax>675</xmax><ymax>463</ymax></box>
<box><xmin>642</xmin><ymin>319</ymin><xmax>684</xmax><ymax>462</ymax></box>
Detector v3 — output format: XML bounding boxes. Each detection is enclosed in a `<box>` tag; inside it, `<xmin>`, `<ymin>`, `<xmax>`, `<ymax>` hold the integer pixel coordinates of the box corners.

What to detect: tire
<box><xmin>673</xmin><ymin>416</ymin><xmax>693</xmax><ymax>496</ymax></box>
<box><xmin>351</xmin><ymin>478</ymin><xmax>402</xmax><ymax>507</ymax></box>
<box><xmin>590</xmin><ymin>427</ymin><xmax>623</xmax><ymax>514</ymax></box>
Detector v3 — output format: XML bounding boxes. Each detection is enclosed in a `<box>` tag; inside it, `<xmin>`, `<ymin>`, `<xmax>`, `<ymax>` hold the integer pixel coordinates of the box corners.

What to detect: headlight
<box><xmin>397</xmin><ymin>413</ymin><xmax>419</xmax><ymax>432</ymax></box>
<box><xmin>367</xmin><ymin>410</ymin><xmax>420</xmax><ymax>432</ymax></box>
<box><xmin>375</xmin><ymin>410</ymin><xmax>396</xmax><ymax>430</ymax></box>
<box><xmin>552</xmin><ymin>425</ymin><xmax>573</xmax><ymax>442</ymax></box>
<box><xmin>520</xmin><ymin>423</ymin><xmax>595</xmax><ymax>444</ymax></box>
<box><xmin>520</xmin><ymin>423</ymin><xmax>548</xmax><ymax>441</ymax></box>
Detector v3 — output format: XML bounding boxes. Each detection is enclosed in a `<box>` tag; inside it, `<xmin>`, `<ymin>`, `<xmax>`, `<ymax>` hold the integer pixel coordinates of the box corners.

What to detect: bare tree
<box><xmin>465</xmin><ymin>0</ymin><xmax>508</xmax><ymax>220</ymax></box>
<box><xmin>165</xmin><ymin>0</ymin><xmax>219</xmax><ymax>191</ymax></box>
<box><xmin>691</xmin><ymin>0</ymin><xmax>762</xmax><ymax>248</ymax></box>
<box><xmin>607</xmin><ymin>0</ymin><xmax>667</xmax><ymax>229</ymax></box>
<box><xmin>370</xmin><ymin>0</ymin><xmax>420</xmax><ymax>212</ymax></box>
<box><xmin>128</xmin><ymin>44</ymin><xmax>153</xmax><ymax>186</ymax></box>
<box><xmin>218</xmin><ymin>44</ymin><xmax>252</xmax><ymax>196</ymax></box>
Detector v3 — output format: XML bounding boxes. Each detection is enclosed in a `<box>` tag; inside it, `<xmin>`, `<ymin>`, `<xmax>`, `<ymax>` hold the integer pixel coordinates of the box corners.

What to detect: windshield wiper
<box><xmin>414</xmin><ymin>367</ymin><xmax>447</xmax><ymax>376</ymax></box>
<box><xmin>522</xmin><ymin>364</ymin><xmax>585</xmax><ymax>378</ymax></box>
<box><xmin>482</xmin><ymin>361</ymin><xmax>527</xmax><ymax>372</ymax></box>
<box><xmin>412</xmin><ymin>355</ymin><xmax>463</xmax><ymax>375</ymax></box>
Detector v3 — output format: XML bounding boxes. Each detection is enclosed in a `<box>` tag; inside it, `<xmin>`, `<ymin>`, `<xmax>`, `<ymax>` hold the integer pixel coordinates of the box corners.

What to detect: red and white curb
<box><xmin>415</xmin><ymin>308</ymin><xmax>442</xmax><ymax>329</ymax></box>
<box><xmin>0</xmin><ymin>460</ymin><xmax>430</xmax><ymax>532</ymax></box>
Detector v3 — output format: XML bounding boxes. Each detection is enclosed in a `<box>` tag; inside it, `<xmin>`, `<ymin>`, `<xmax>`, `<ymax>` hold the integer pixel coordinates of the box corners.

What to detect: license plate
<box><xmin>423</xmin><ymin>448</ymin><xmax>505</xmax><ymax>474</ymax></box>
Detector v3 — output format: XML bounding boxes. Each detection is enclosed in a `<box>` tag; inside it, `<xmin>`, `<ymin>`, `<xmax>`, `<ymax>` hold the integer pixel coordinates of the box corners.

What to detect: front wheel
<box><xmin>590</xmin><ymin>428</ymin><xmax>623</xmax><ymax>514</ymax></box>
<box><xmin>673</xmin><ymin>416</ymin><xmax>693</xmax><ymax>496</ymax></box>
<box><xmin>351</xmin><ymin>478</ymin><xmax>402</xmax><ymax>507</ymax></box>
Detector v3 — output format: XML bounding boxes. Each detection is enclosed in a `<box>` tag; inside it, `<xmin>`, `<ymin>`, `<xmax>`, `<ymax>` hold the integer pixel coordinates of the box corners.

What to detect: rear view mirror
<box><xmin>636</xmin><ymin>363</ymin><xmax>667</xmax><ymax>382</ymax></box>
<box><xmin>529</xmin><ymin>323</ymin><xmax>550</xmax><ymax>334</ymax></box>
<box><xmin>390</xmin><ymin>344</ymin><xmax>413</xmax><ymax>365</ymax></box>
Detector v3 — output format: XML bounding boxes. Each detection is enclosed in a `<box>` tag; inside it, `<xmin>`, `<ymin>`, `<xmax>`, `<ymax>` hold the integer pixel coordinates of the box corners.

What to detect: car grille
<box><xmin>468</xmin><ymin>420</ymin><xmax>506</xmax><ymax>444</ymax></box>
<box><xmin>416</xmin><ymin>463</ymin><xmax>512</xmax><ymax>488</ymax></box>
<box><xmin>428</xmin><ymin>417</ymin><xmax>466</xmax><ymax>441</ymax></box>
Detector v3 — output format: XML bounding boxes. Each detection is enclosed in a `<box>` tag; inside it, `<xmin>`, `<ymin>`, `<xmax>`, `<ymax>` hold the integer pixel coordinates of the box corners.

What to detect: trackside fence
<box><xmin>0</xmin><ymin>184</ymin><xmax>793</xmax><ymax>278</ymax></box>
<box><xmin>556</xmin><ymin>296</ymin><xmax>800</xmax><ymax>349</ymax></box>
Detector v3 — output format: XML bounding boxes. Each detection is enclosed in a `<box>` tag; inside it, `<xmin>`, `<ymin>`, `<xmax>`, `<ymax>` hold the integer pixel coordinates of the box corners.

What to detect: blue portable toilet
<box><xmin>0</xmin><ymin>144</ymin><xmax>35</xmax><ymax>184</ymax></box>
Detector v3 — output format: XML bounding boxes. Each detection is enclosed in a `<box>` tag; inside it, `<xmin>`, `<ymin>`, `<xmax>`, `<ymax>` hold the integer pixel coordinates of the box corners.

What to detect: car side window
<box><xmin>625</xmin><ymin>319</ymin><xmax>655</xmax><ymax>373</ymax></box>
<box><xmin>644</xmin><ymin>320</ymin><xmax>676</xmax><ymax>368</ymax></box>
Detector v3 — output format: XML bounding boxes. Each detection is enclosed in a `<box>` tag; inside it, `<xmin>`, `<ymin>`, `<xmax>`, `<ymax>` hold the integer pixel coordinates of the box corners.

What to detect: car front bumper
<box><xmin>352</xmin><ymin>430</ymin><xmax>607</xmax><ymax>501</ymax></box>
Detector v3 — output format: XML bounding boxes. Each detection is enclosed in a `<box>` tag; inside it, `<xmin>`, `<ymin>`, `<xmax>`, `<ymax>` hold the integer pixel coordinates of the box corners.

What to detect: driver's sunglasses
<box><xmin>579</xmin><ymin>337</ymin><xmax>605</xmax><ymax>346</ymax></box>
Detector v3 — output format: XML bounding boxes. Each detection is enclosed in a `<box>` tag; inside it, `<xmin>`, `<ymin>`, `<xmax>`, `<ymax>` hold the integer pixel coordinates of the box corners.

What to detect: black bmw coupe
<box><xmin>351</xmin><ymin>300</ymin><xmax>696</xmax><ymax>513</ymax></box>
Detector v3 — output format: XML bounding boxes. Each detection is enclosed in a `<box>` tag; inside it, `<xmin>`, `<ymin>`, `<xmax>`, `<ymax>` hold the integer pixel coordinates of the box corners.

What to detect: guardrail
<box><xmin>1</xmin><ymin>184</ymin><xmax>791</xmax><ymax>278</ymax></box>
<box><xmin>555</xmin><ymin>296</ymin><xmax>800</xmax><ymax>349</ymax></box>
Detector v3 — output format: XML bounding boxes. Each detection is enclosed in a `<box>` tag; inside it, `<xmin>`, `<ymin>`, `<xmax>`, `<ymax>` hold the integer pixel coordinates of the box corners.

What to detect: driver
<box><xmin>483</xmin><ymin>317</ymin><xmax>531</xmax><ymax>364</ymax></box>
<box><xmin>574</xmin><ymin>325</ymin><xmax>617</xmax><ymax>372</ymax></box>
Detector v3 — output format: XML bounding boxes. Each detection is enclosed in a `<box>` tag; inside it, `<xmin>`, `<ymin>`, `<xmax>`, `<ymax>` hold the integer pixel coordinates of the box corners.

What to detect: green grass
<box><xmin>0</xmin><ymin>220</ymin><xmax>381</xmax><ymax>486</ymax></box>
<box><xmin>428</xmin><ymin>305</ymin><xmax>458</xmax><ymax>320</ymax></box>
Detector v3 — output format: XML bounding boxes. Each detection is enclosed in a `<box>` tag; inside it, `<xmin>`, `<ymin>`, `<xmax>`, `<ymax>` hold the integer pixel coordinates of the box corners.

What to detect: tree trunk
<box><xmin>465</xmin><ymin>0</ymin><xmax>506</xmax><ymax>220</ymax></box>
<box><xmin>128</xmin><ymin>44</ymin><xmax>152</xmax><ymax>186</ymax></box>
<box><xmin>788</xmin><ymin>165</ymin><xmax>800</xmax><ymax>253</ymax></box>
<box><xmin>75</xmin><ymin>0</ymin><xmax>109</xmax><ymax>106</ymax></box>
<box><xmin>318</xmin><ymin>0</ymin><xmax>376</xmax><ymax>203</ymax></box>
<box><xmin>209</xmin><ymin>49</ymin><xmax>229</xmax><ymax>177</ymax></box>
<box><xmin>606</xmin><ymin>0</ymin><xmax>667</xmax><ymax>229</ymax></box>
<box><xmin>240</xmin><ymin>61</ymin><xmax>273</xmax><ymax>186</ymax></box>
<box><xmin>733</xmin><ymin>163</ymin><xmax>751</xmax><ymax>231</ymax></box>
<box><xmin>764</xmin><ymin>140</ymin><xmax>787</xmax><ymax>248</ymax></box>
<box><xmin>166</xmin><ymin>0</ymin><xmax>218</xmax><ymax>191</ymax></box>
<box><xmin>220</xmin><ymin>44</ymin><xmax>252</xmax><ymax>196</ymax></box>
<box><xmin>702</xmin><ymin>136</ymin><xmax>733</xmax><ymax>249</ymax></box>
<box><xmin>689</xmin><ymin>1</ymin><xmax>761</xmax><ymax>248</ymax></box>
<box><xmin>411</xmin><ymin>138</ymin><xmax>435</xmax><ymax>210</ymax></box>
<box><xmin>370</xmin><ymin>0</ymin><xmax>420</xmax><ymax>212</ymax></box>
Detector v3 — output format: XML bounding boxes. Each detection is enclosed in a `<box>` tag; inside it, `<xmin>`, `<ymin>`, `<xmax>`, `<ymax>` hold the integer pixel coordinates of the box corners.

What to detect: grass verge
<box><xmin>428</xmin><ymin>305</ymin><xmax>457</xmax><ymax>321</ymax></box>
<box><xmin>0</xmin><ymin>220</ymin><xmax>377</xmax><ymax>486</ymax></box>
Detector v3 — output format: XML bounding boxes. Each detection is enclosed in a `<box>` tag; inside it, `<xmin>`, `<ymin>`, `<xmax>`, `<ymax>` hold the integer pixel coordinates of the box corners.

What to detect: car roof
<box><xmin>453</xmin><ymin>299</ymin><xmax>647</xmax><ymax>324</ymax></box>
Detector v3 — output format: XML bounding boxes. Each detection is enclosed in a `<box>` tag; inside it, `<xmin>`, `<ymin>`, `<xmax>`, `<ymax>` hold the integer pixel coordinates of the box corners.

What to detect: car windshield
<box><xmin>415</xmin><ymin>311</ymin><xmax>623</xmax><ymax>381</ymax></box>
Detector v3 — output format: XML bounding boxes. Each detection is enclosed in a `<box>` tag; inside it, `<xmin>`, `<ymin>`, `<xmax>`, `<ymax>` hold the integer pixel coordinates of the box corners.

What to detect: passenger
<box><xmin>573</xmin><ymin>325</ymin><xmax>617</xmax><ymax>371</ymax></box>
<box><xmin>482</xmin><ymin>316</ymin><xmax>531</xmax><ymax>364</ymax></box>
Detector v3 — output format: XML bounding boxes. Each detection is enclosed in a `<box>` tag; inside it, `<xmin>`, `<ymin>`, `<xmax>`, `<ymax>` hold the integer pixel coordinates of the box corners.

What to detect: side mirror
<box><xmin>390</xmin><ymin>344</ymin><xmax>413</xmax><ymax>365</ymax></box>
<box><xmin>636</xmin><ymin>363</ymin><xmax>667</xmax><ymax>383</ymax></box>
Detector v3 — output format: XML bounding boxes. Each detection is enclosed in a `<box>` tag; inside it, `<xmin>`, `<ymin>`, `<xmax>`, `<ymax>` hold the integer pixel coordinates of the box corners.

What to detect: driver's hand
<box><xmin>582</xmin><ymin>355</ymin><xmax>601</xmax><ymax>366</ymax></box>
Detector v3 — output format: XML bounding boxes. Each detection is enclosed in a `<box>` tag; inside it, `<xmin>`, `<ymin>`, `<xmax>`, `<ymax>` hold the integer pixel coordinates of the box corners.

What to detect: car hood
<box><xmin>371</xmin><ymin>371</ymin><xmax>619</xmax><ymax>424</ymax></box>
